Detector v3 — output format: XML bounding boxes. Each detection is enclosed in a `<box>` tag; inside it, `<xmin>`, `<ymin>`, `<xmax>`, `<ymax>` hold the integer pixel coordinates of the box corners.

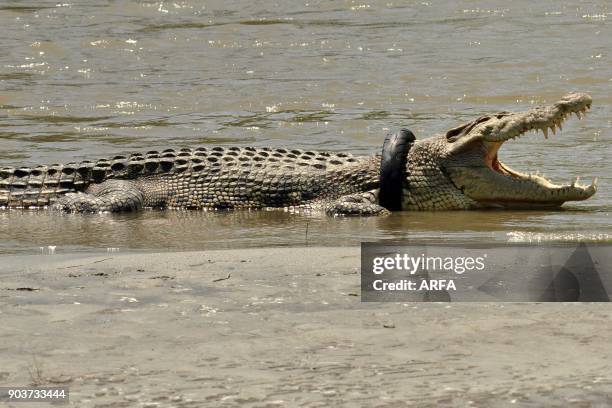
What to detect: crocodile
<box><xmin>0</xmin><ymin>92</ymin><xmax>597</xmax><ymax>215</ymax></box>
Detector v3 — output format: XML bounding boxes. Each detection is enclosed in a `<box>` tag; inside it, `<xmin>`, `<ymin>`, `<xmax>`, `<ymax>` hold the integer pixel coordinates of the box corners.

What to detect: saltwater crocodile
<box><xmin>0</xmin><ymin>93</ymin><xmax>597</xmax><ymax>215</ymax></box>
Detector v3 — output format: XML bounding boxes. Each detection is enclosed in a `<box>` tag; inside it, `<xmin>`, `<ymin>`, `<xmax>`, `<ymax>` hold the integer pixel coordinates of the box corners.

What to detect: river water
<box><xmin>0</xmin><ymin>0</ymin><xmax>610</xmax><ymax>253</ymax></box>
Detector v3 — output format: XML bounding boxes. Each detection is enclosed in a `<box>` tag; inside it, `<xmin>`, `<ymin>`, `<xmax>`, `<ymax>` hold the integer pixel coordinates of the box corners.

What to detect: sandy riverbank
<box><xmin>1</xmin><ymin>246</ymin><xmax>611</xmax><ymax>407</ymax></box>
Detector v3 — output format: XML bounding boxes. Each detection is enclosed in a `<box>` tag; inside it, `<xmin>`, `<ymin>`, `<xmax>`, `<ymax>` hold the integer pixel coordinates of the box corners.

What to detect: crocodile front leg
<box><xmin>325</xmin><ymin>190</ymin><xmax>390</xmax><ymax>216</ymax></box>
<box><xmin>52</xmin><ymin>180</ymin><xmax>145</xmax><ymax>213</ymax></box>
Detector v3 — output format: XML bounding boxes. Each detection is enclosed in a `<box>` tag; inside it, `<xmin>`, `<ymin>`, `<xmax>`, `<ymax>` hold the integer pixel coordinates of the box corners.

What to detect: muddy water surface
<box><xmin>0</xmin><ymin>0</ymin><xmax>610</xmax><ymax>253</ymax></box>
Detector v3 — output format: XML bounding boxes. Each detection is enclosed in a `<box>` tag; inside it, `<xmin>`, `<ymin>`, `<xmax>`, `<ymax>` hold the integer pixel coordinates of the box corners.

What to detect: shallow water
<box><xmin>0</xmin><ymin>0</ymin><xmax>610</xmax><ymax>253</ymax></box>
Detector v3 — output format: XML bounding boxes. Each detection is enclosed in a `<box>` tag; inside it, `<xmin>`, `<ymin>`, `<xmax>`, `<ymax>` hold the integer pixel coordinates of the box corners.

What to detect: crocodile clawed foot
<box><xmin>51</xmin><ymin>193</ymin><xmax>106</xmax><ymax>213</ymax></box>
<box><xmin>325</xmin><ymin>190</ymin><xmax>390</xmax><ymax>217</ymax></box>
<box><xmin>325</xmin><ymin>201</ymin><xmax>390</xmax><ymax>217</ymax></box>
<box><xmin>51</xmin><ymin>180</ymin><xmax>145</xmax><ymax>213</ymax></box>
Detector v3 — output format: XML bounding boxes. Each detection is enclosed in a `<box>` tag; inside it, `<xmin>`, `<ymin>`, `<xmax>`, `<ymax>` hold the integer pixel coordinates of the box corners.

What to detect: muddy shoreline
<box><xmin>1</xmin><ymin>247</ymin><xmax>611</xmax><ymax>407</ymax></box>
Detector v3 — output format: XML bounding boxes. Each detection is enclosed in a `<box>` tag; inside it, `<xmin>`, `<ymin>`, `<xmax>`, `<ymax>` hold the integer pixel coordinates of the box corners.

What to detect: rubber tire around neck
<box><xmin>379</xmin><ymin>128</ymin><xmax>416</xmax><ymax>211</ymax></box>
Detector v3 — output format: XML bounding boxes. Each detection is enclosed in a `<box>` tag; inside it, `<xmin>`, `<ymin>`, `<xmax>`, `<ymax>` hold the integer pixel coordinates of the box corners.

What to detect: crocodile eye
<box><xmin>446</xmin><ymin>115</ymin><xmax>491</xmax><ymax>140</ymax></box>
<box><xmin>446</xmin><ymin>126</ymin><xmax>466</xmax><ymax>139</ymax></box>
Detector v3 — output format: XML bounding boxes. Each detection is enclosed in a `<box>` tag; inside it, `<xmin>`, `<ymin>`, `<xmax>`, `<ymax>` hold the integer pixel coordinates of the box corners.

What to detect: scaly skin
<box><xmin>0</xmin><ymin>93</ymin><xmax>598</xmax><ymax>215</ymax></box>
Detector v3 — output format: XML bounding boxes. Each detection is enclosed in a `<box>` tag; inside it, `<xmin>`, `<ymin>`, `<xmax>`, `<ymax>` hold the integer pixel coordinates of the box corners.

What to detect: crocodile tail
<box><xmin>0</xmin><ymin>150</ymin><xmax>166</xmax><ymax>208</ymax></box>
<box><xmin>0</xmin><ymin>163</ymin><xmax>89</xmax><ymax>208</ymax></box>
<box><xmin>0</xmin><ymin>166</ymin><xmax>14</xmax><ymax>207</ymax></box>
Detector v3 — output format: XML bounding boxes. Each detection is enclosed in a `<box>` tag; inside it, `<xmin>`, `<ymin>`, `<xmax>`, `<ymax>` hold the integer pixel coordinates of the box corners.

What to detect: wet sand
<box><xmin>1</xmin><ymin>247</ymin><xmax>611</xmax><ymax>407</ymax></box>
